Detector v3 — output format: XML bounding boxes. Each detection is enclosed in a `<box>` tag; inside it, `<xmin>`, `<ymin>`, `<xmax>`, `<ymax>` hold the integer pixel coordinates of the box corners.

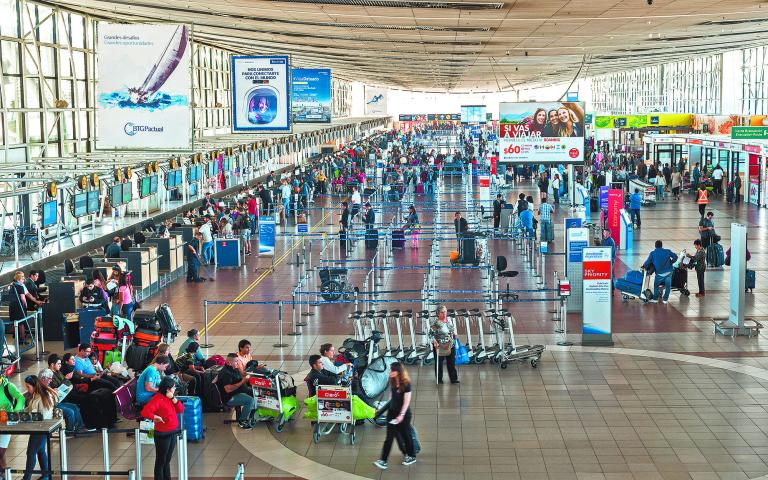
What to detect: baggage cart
<box><xmin>247</xmin><ymin>370</ymin><xmax>298</xmax><ymax>432</ymax></box>
<box><xmin>312</xmin><ymin>384</ymin><xmax>356</xmax><ymax>445</ymax></box>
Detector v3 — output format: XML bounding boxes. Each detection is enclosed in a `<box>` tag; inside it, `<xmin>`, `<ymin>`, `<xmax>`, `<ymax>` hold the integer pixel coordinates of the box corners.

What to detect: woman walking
<box><xmin>373</xmin><ymin>362</ymin><xmax>416</xmax><ymax>470</ymax></box>
<box><xmin>141</xmin><ymin>377</ymin><xmax>185</xmax><ymax>480</ymax></box>
<box><xmin>430</xmin><ymin>305</ymin><xmax>459</xmax><ymax>384</ymax></box>
<box><xmin>23</xmin><ymin>375</ymin><xmax>58</xmax><ymax>480</ymax></box>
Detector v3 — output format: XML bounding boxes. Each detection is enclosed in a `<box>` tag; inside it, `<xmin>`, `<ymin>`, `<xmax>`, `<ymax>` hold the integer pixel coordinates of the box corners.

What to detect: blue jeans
<box><xmin>249</xmin><ymin>214</ymin><xmax>257</xmax><ymax>234</ymax></box>
<box><xmin>630</xmin><ymin>208</ymin><xmax>641</xmax><ymax>227</ymax></box>
<box><xmin>23</xmin><ymin>434</ymin><xmax>48</xmax><ymax>480</ymax></box>
<box><xmin>201</xmin><ymin>241</ymin><xmax>213</xmax><ymax>264</ymax></box>
<box><xmin>58</xmin><ymin>402</ymin><xmax>84</xmax><ymax>431</ymax></box>
<box><xmin>227</xmin><ymin>393</ymin><xmax>255</xmax><ymax>422</ymax></box>
<box><xmin>654</xmin><ymin>273</ymin><xmax>673</xmax><ymax>301</ymax></box>
<box><xmin>121</xmin><ymin>302</ymin><xmax>134</xmax><ymax>320</ymax></box>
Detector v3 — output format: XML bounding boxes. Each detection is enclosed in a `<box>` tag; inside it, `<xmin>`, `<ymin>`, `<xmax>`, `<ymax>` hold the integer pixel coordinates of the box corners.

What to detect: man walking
<box><xmin>643</xmin><ymin>240</ymin><xmax>678</xmax><ymax>305</ymax></box>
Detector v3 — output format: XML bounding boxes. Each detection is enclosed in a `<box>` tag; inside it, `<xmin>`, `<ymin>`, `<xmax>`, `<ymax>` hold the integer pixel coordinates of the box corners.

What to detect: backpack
<box><xmin>239</xmin><ymin>214</ymin><xmax>250</xmax><ymax>231</ymax></box>
<box><xmin>204</xmin><ymin>355</ymin><xmax>225</xmax><ymax>368</ymax></box>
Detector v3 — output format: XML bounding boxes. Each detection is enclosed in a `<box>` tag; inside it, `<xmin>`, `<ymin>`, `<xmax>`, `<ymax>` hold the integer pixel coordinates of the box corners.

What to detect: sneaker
<box><xmin>373</xmin><ymin>460</ymin><xmax>388</xmax><ymax>470</ymax></box>
<box><xmin>662</xmin><ymin>300</ymin><xmax>668</xmax><ymax>305</ymax></box>
<box><xmin>402</xmin><ymin>456</ymin><xmax>417</xmax><ymax>466</ymax></box>
<box><xmin>238</xmin><ymin>421</ymin><xmax>253</xmax><ymax>430</ymax></box>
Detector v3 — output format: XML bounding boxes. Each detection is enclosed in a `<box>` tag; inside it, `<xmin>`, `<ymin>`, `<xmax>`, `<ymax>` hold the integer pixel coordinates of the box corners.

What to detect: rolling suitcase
<box><xmin>365</xmin><ymin>229</ymin><xmax>379</xmax><ymax>249</ymax></box>
<box><xmin>202</xmin><ymin>366</ymin><xmax>226</xmax><ymax>412</ymax></box>
<box><xmin>125</xmin><ymin>344</ymin><xmax>151</xmax><ymax>371</ymax></box>
<box><xmin>155</xmin><ymin>304</ymin><xmax>180</xmax><ymax>341</ymax></box>
<box><xmin>91</xmin><ymin>331</ymin><xmax>118</xmax><ymax>363</ymax></box>
<box><xmin>459</xmin><ymin>233</ymin><xmax>477</xmax><ymax>264</ymax></box>
<box><xmin>177</xmin><ymin>395</ymin><xmax>204</xmax><ymax>441</ymax></box>
<box><xmin>416</xmin><ymin>182</ymin><xmax>424</xmax><ymax>194</ymax></box>
<box><xmin>134</xmin><ymin>326</ymin><xmax>161</xmax><ymax>347</ymax></box>
<box><xmin>391</xmin><ymin>229</ymin><xmax>406</xmax><ymax>250</ymax></box>
<box><xmin>707</xmin><ymin>242</ymin><xmax>725</xmax><ymax>267</ymax></box>
<box><xmin>78</xmin><ymin>308</ymin><xmax>107</xmax><ymax>346</ymax></box>
<box><xmin>746</xmin><ymin>269</ymin><xmax>756</xmax><ymax>292</ymax></box>
<box><xmin>81</xmin><ymin>388</ymin><xmax>118</xmax><ymax>429</ymax></box>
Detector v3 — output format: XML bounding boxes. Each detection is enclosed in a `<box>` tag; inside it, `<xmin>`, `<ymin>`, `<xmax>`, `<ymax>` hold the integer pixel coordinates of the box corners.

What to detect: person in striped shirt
<box><xmin>538</xmin><ymin>198</ymin><xmax>554</xmax><ymax>242</ymax></box>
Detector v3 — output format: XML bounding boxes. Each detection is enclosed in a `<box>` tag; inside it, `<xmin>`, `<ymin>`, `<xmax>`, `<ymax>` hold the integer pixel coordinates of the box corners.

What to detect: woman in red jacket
<box><xmin>140</xmin><ymin>377</ymin><xmax>184</xmax><ymax>480</ymax></box>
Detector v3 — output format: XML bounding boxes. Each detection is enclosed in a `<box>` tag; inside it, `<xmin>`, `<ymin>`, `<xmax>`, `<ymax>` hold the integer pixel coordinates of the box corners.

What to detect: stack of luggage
<box><xmin>614</xmin><ymin>269</ymin><xmax>646</xmax><ymax>299</ymax></box>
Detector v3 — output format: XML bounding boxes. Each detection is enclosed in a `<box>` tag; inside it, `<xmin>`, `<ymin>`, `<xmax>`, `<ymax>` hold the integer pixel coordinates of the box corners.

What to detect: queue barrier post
<box><xmin>135</xmin><ymin>428</ymin><xmax>142</xmax><ymax>480</ymax></box>
<box><xmin>103</xmin><ymin>428</ymin><xmax>110</xmax><ymax>480</ymax></box>
<box><xmin>201</xmin><ymin>300</ymin><xmax>213</xmax><ymax>350</ymax></box>
<box><xmin>275</xmin><ymin>301</ymin><xmax>288</xmax><ymax>346</ymax></box>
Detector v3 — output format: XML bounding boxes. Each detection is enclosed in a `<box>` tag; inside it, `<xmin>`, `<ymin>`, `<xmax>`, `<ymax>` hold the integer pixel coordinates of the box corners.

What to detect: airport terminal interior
<box><xmin>7</xmin><ymin>1</ymin><xmax>768</xmax><ymax>480</ymax></box>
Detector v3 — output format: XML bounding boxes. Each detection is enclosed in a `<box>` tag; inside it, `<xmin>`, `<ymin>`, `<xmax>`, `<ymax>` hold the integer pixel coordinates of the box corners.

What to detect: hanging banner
<box><xmin>582</xmin><ymin>247</ymin><xmax>613</xmax><ymax>343</ymax></box>
<box><xmin>607</xmin><ymin>189</ymin><xmax>623</xmax><ymax>246</ymax></box>
<box><xmin>499</xmin><ymin>102</ymin><xmax>585</xmax><ymax>163</ymax></box>
<box><xmin>291</xmin><ymin>68</ymin><xmax>331</xmax><ymax>123</ymax></box>
<box><xmin>232</xmin><ymin>56</ymin><xmax>291</xmax><ymax>132</ymax></box>
<box><xmin>96</xmin><ymin>24</ymin><xmax>192</xmax><ymax>150</ymax></box>
<box><xmin>364</xmin><ymin>86</ymin><xmax>388</xmax><ymax>115</ymax></box>
<box><xmin>258</xmin><ymin>215</ymin><xmax>276</xmax><ymax>256</ymax></box>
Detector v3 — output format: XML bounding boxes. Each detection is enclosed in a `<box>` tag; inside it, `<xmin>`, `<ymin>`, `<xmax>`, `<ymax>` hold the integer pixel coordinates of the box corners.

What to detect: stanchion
<box><xmin>301</xmin><ymin>273</ymin><xmax>314</xmax><ymax>317</ymax></box>
<box><xmin>102</xmin><ymin>428</ymin><xmax>110</xmax><ymax>480</ymax></box>
<box><xmin>135</xmin><ymin>428</ymin><xmax>142</xmax><ymax>480</ymax></box>
<box><xmin>201</xmin><ymin>300</ymin><xmax>214</xmax><ymax>349</ymax></box>
<box><xmin>275</xmin><ymin>302</ymin><xmax>289</xmax><ymax>346</ymax></box>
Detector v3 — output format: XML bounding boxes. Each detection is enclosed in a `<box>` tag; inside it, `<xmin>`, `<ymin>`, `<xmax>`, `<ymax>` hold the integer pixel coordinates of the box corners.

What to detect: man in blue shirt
<box><xmin>629</xmin><ymin>188</ymin><xmax>642</xmax><ymax>228</ymax></box>
<box><xmin>643</xmin><ymin>240</ymin><xmax>678</xmax><ymax>304</ymax></box>
<box><xmin>136</xmin><ymin>356</ymin><xmax>170</xmax><ymax>405</ymax></box>
<box><xmin>520</xmin><ymin>207</ymin><xmax>534</xmax><ymax>238</ymax></box>
<box><xmin>73</xmin><ymin>343</ymin><xmax>122</xmax><ymax>390</ymax></box>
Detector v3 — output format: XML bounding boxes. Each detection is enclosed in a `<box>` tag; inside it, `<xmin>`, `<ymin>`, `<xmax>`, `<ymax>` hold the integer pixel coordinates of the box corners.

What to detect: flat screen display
<box><xmin>208</xmin><ymin>162</ymin><xmax>216</xmax><ymax>177</ymax></box>
<box><xmin>110</xmin><ymin>184</ymin><xmax>123</xmax><ymax>206</ymax></box>
<box><xmin>461</xmin><ymin>105</ymin><xmax>487</xmax><ymax>124</ymax></box>
<box><xmin>175</xmin><ymin>169</ymin><xmax>182</xmax><ymax>185</ymax></box>
<box><xmin>189</xmin><ymin>166</ymin><xmax>197</xmax><ymax>182</ymax></box>
<box><xmin>86</xmin><ymin>190</ymin><xmax>99</xmax><ymax>214</ymax></box>
<box><xmin>42</xmin><ymin>200</ymin><xmax>57</xmax><ymax>228</ymax></box>
<box><xmin>149</xmin><ymin>175</ymin><xmax>158</xmax><ymax>194</ymax></box>
<box><xmin>73</xmin><ymin>192</ymin><xmax>88</xmax><ymax>217</ymax></box>
<box><xmin>140</xmin><ymin>176</ymin><xmax>151</xmax><ymax>198</ymax></box>
<box><xmin>122</xmin><ymin>182</ymin><xmax>132</xmax><ymax>203</ymax></box>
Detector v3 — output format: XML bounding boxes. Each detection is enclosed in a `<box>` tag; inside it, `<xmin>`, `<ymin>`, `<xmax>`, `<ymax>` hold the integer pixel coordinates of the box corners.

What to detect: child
<box><xmin>89</xmin><ymin>352</ymin><xmax>104</xmax><ymax>375</ymax></box>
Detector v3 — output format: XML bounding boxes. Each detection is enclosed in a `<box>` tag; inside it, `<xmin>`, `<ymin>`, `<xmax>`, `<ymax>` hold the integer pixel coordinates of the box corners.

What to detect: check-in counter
<box><xmin>92</xmin><ymin>260</ymin><xmax>128</xmax><ymax>281</ymax></box>
<box><xmin>171</xmin><ymin>226</ymin><xmax>197</xmax><ymax>243</ymax></box>
<box><xmin>146</xmin><ymin>234</ymin><xmax>184</xmax><ymax>273</ymax></box>
<box><xmin>215</xmin><ymin>237</ymin><xmax>242</xmax><ymax>268</ymax></box>
<box><xmin>42</xmin><ymin>277</ymin><xmax>85</xmax><ymax>344</ymax></box>
<box><xmin>120</xmin><ymin>246</ymin><xmax>158</xmax><ymax>293</ymax></box>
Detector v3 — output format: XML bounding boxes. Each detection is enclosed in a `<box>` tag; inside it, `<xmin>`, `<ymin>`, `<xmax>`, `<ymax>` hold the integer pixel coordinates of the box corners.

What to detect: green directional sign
<box><xmin>731</xmin><ymin>126</ymin><xmax>768</xmax><ymax>139</ymax></box>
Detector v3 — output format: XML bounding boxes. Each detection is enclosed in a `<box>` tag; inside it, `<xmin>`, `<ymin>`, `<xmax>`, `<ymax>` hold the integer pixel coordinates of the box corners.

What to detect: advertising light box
<box><xmin>291</xmin><ymin>68</ymin><xmax>331</xmax><ymax>123</ymax></box>
<box><xmin>499</xmin><ymin>102</ymin><xmax>585</xmax><ymax>163</ymax></box>
<box><xmin>231</xmin><ymin>56</ymin><xmax>291</xmax><ymax>132</ymax></box>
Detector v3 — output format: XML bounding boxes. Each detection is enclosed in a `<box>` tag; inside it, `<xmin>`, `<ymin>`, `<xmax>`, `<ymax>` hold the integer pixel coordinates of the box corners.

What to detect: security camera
<box><xmin>647</xmin><ymin>0</ymin><xmax>652</xmax><ymax>4</ymax></box>
<box><xmin>505</xmin><ymin>50</ymin><xmax>510</xmax><ymax>56</ymax></box>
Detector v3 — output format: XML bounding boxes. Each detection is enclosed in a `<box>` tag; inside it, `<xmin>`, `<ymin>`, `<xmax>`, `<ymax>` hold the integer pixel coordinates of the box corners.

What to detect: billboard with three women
<box><xmin>499</xmin><ymin>102</ymin><xmax>585</xmax><ymax>163</ymax></box>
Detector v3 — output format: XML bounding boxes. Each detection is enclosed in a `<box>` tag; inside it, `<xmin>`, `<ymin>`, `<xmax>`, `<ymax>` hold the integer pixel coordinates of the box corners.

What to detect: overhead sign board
<box><xmin>231</xmin><ymin>55</ymin><xmax>291</xmax><ymax>132</ymax></box>
<box><xmin>499</xmin><ymin>102</ymin><xmax>585</xmax><ymax>163</ymax></box>
<box><xmin>731</xmin><ymin>126</ymin><xmax>768</xmax><ymax>140</ymax></box>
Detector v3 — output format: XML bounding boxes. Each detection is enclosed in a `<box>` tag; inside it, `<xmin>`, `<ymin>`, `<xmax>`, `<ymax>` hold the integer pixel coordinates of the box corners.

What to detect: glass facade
<box><xmin>741</xmin><ymin>46</ymin><xmax>768</xmax><ymax>115</ymax></box>
<box><xmin>590</xmin><ymin>55</ymin><xmax>721</xmax><ymax>115</ymax></box>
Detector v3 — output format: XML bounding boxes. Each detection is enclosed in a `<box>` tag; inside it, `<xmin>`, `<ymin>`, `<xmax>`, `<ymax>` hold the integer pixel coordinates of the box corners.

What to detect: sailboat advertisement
<box><xmin>96</xmin><ymin>24</ymin><xmax>192</xmax><ymax>149</ymax></box>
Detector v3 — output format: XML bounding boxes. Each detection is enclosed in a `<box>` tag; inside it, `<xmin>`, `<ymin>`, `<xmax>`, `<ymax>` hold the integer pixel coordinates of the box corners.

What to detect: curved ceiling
<box><xmin>40</xmin><ymin>0</ymin><xmax>768</xmax><ymax>91</ymax></box>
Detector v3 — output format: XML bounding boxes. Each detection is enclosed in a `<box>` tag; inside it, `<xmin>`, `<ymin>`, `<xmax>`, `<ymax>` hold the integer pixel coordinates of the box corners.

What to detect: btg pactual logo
<box><xmin>124</xmin><ymin>122</ymin><xmax>137</xmax><ymax>136</ymax></box>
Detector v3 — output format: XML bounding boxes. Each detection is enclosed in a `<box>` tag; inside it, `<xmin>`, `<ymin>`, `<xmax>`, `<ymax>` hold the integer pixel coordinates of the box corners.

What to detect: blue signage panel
<box><xmin>291</xmin><ymin>68</ymin><xmax>331</xmax><ymax>123</ymax></box>
<box><xmin>259</xmin><ymin>215</ymin><xmax>276</xmax><ymax>256</ymax></box>
<box><xmin>599</xmin><ymin>186</ymin><xmax>609</xmax><ymax>210</ymax></box>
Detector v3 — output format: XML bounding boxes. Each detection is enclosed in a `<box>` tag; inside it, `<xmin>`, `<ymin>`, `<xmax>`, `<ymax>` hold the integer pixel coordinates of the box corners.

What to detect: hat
<box><xmin>187</xmin><ymin>329</ymin><xmax>199</xmax><ymax>337</ymax></box>
<box><xmin>39</xmin><ymin>368</ymin><xmax>53</xmax><ymax>379</ymax></box>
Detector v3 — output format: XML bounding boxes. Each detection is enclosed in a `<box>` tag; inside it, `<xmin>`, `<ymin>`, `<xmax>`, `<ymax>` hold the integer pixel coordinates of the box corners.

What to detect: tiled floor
<box><xmin>8</xmin><ymin>177</ymin><xmax>768</xmax><ymax>480</ymax></box>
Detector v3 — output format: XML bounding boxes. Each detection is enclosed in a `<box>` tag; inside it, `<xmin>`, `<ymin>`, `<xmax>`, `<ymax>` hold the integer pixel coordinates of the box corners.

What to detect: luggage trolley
<box><xmin>247</xmin><ymin>370</ymin><xmax>298</xmax><ymax>432</ymax></box>
<box><xmin>313</xmin><ymin>384</ymin><xmax>356</xmax><ymax>445</ymax></box>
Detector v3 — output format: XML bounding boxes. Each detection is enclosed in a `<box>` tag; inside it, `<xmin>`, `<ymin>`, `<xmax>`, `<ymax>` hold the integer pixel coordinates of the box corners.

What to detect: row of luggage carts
<box><xmin>349</xmin><ymin>308</ymin><xmax>544</xmax><ymax>369</ymax></box>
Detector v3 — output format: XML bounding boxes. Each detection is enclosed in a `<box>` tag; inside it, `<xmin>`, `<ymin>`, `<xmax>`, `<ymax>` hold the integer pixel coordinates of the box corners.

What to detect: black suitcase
<box><xmin>365</xmin><ymin>229</ymin><xmax>379</xmax><ymax>249</ymax></box>
<box><xmin>125</xmin><ymin>344</ymin><xmax>151</xmax><ymax>372</ymax></box>
<box><xmin>590</xmin><ymin>196</ymin><xmax>599</xmax><ymax>211</ymax></box>
<box><xmin>202</xmin><ymin>366</ymin><xmax>226</xmax><ymax>412</ymax></box>
<box><xmin>81</xmin><ymin>388</ymin><xmax>118</xmax><ymax>429</ymax></box>
<box><xmin>671</xmin><ymin>267</ymin><xmax>687</xmax><ymax>289</ymax></box>
<box><xmin>133</xmin><ymin>310</ymin><xmax>158</xmax><ymax>330</ymax></box>
<box><xmin>746</xmin><ymin>269</ymin><xmax>756</xmax><ymax>292</ymax></box>
<box><xmin>392</xmin><ymin>229</ymin><xmax>406</xmax><ymax>249</ymax></box>
<box><xmin>459</xmin><ymin>233</ymin><xmax>477</xmax><ymax>264</ymax></box>
<box><xmin>155</xmin><ymin>303</ymin><xmax>180</xmax><ymax>340</ymax></box>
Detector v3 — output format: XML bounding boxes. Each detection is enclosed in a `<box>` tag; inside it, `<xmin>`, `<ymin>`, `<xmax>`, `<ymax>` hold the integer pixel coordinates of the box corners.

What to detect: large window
<box><xmin>740</xmin><ymin>46</ymin><xmax>768</xmax><ymax>115</ymax></box>
<box><xmin>191</xmin><ymin>43</ymin><xmax>231</xmax><ymax>138</ymax></box>
<box><xmin>590</xmin><ymin>55</ymin><xmax>721</xmax><ymax>115</ymax></box>
<box><xmin>332</xmin><ymin>77</ymin><xmax>352</xmax><ymax>119</ymax></box>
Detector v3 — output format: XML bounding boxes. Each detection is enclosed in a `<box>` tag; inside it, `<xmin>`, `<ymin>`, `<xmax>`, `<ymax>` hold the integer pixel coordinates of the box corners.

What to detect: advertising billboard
<box><xmin>499</xmin><ymin>102</ymin><xmax>585</xmax><ymax>163</ymax></box>
<box><xmin>291</xmin><ymin>68</ymin><xmax>331</xmax><ymax>123</ymax></box>
<box><xmin>364</xmin><ymin>86</ymin><xmax>388</xmax><ymax>115</ymax></box>
<box><xmin>461</xmin><ymin>105</ymin><xmax>486</xmax><ymax>124</ymax></box>
<box><xmin>96</xmin><ymin>24</ymin><xmax>191</xmax><ymax>150</ymax></box>
<box><xmin>232</xmin><ymin>56</ymin><xmax>291</xmax><ymax>132</ymax></box>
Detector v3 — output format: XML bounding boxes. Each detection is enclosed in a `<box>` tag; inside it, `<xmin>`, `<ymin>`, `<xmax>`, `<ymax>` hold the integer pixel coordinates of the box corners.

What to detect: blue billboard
<box><xmin>291</xmin><ymin>68</ymin><xmax>331</xmax><ymax>123</ymax></box>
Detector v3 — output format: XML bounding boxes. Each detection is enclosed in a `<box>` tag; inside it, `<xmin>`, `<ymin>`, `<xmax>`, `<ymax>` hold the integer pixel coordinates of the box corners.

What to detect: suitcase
<box><xmin>707</xmin><ymin>242</ymin><xmax>725</xmax><ymax>267</ymax></box>
<box><xmin>78</xmin><ymin>307</ymin><xmax>106</xmax><ymax>346</ymax></box>
<box><xmin>671</xmin><ymin>267</ymin><xmax>687</xmax><ymax>289</ymax></box>
<box><xmin>80</xmin><ymin>388</ymin><xmax>118</xmax><ymax>429</ymax></box>
<box><xmin>91</xmin><ymin>331</ymin><xmax>118</xmax><ymax>362</ymax></box>
<box><xmin>155</xmin><ymin>304</ymin><xmax>180</xmax><ymax>340</ymax></box>
<box><xmin>615</xmin><ymin>278</ymin><xmax>643</xmax><ymax>298</ymax></box>
<box><xmin>133</xmin><ymin>310</ymin><xmax>159</xmax><ymax>330</ymax></box>
<box><xmin>177</xmin><ymin>396</ymin><xmax>204</xmax><ymax>441</ymax></box>
<box><xmin>365</xmin><ymin>229</ymin><xmax>379</xmax><ymax>250</ymax></box>
<box><xmin>134</xmin><ymin>327</ymin><xmax>161</xmax><ymax>347</ymax></box>
<box><xmin>94</xmin><ymin>316</ymin><xmax>115</xmax><ymax>332</ymax></box>
<box><xmin>459</xmin><ymin>233</ymin><xmax>477</xmax><ymax>264</ymax></box>
<box><xmin>746</xmin><ymin>269</ymin><xmax>756</xmax><ymax>292</ymax></box>
<box><xmin>590</xmin><ymin>196</ymin><xmax>599</xmax><ymax>211</ymax></box>
<box><xmin>391</xmin><ymin>229</ymin><xmax>406</xmax><ymax>250</ymax></box>
<box><xmin>624</xmin><ymin>270</ymin><xmax>644</xmax><ymax>285</ymax></box>
<box><xmin>103</xmin><ymin>350</ymin><xmax>122</xmax><ymax>368</ymax></box>
<box><xmin>125</xmin><ymin>344</ymin><xmax>151</xmax><ymax>371</ymax></box>
<box><xmin>416</xmin><ymin>183</ymin><xmax>424</xmax><ymax>194</ymax></box>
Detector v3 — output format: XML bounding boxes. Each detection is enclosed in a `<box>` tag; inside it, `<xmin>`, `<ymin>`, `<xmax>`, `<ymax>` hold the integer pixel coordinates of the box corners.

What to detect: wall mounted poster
<box><xmin>232</xmin><ymin>56</ymin><xmax>291</xmax><ymax>132</ymax></box>
<box><xmin>499</xmin><ymin>102</ymin><xmax>585</xmax><ymax>163</ymax></box>
<box><xmin>291</xmin><ymin>68</ymin><xmax>331</xmax><ymax>123</ymax></box>
<box><xmin>364</xmin><ymin>86</ymin><xmax>388</xmax><ymax>115</ymax></box>
<box><xmin>96</xmin><ymin>24</ymin><xmax>192</xmax><ymax>149</ymax></box>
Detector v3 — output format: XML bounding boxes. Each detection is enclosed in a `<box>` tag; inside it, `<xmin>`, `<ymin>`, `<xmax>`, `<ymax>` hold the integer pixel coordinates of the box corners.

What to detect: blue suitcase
<box><xmin>624</xmin><ymin>270</ymin><xmax>644</xmax><ymax>285</ymax></box>
<box><xmin>707</xmin><ymin>243</ymin><xmax>725</xmax><ymax>267</ymax></box>
<box><xmin>615</xmin><ymin>278</ymin><xmax>642</xmax><ymax>298</ymax></box>
<box><xmin>746</xmin><ymin>269</ymin><xmax>756</xmax><ymax>292</ymax></box>
<box><xmin>177</xmin><ymin>395</ymin><xmax>204</xmax><ymax>441</ymax></box>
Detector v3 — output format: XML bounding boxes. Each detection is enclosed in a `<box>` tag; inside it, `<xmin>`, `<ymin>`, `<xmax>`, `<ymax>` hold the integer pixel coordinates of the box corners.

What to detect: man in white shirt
<box><xmin>280</xmin><ymin>180</ymin><xmax>292</xmax><ymax>218</ymax></box>
<box><xmin>350</xmin><ymin>187</ymin><xmax>362</xmax><ymax>220</ymax></box>
<box><xmin>319</xmin><ymin>343</ymin><xmax>351</xmax><ymax>375</ymax></box>
<box><xmin>198</xmin><ymin>217</ymin><xmax>214</xmax><ymax>264</ymax></box>
<box><xmin>712</xmin><ymin>165</ymin><xmax>724</xmax><ymax>196</ymax></box>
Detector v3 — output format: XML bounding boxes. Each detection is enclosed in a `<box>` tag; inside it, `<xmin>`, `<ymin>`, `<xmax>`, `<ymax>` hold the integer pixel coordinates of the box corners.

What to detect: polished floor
<box><xmin>8</xmin><ymin>176</ymin><xmax>768</xmax><ymax>480</ymax></box>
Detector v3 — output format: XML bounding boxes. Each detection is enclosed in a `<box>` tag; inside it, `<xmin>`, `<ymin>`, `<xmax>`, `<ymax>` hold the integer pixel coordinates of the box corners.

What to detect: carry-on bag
<box><xmin>746</xmin><ymin>269</ymin><xmax>756</xmax><ymax>292</ymax></box>
<box><xmin>365</xmin><ymin>229</ymin><xmax>379</xmax><ymax>250</ymax></box>
<box><xmin>177</xmin><ymin>395</ymin><xmax>204</xmax><ymax>441</ymax></box>
<box><xmin>125</xmin><ymin>344</ymin><xmax>151</xmax><ymax>372</ymax></box>
<box><xmin>155</xmin><ymin>304</ymin><xmax>180</xmax><ymax>340</ymax></box>
<box><xmin>391</xmin><ymin>229</ymin><xmax>406</xmax><ymax>249</ymax></box>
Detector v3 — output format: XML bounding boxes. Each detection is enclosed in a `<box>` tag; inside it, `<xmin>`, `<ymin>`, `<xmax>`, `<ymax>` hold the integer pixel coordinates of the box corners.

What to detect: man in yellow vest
<box><xmin>697</xmin><ymin>185</ymin><xmax>708</xmax><ymax>219</ymax></box>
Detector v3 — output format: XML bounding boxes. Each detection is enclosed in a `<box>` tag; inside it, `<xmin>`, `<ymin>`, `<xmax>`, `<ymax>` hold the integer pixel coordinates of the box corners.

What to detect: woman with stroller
<box><xmin>373</xmin><ymin>362</ymin><xmax>416</xmax><ymax>470</ymax></box>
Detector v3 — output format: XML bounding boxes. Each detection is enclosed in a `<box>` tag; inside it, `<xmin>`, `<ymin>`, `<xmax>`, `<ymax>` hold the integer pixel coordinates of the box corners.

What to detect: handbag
<box><xmin>454</xmin><ymin>339</ymin><xmax>470</xmax><ymax>366</ymax></box>
<box><xmin>139</xmin><ymin>419</ymin><xmax>155</xmax><ymax>444</ymax></box>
